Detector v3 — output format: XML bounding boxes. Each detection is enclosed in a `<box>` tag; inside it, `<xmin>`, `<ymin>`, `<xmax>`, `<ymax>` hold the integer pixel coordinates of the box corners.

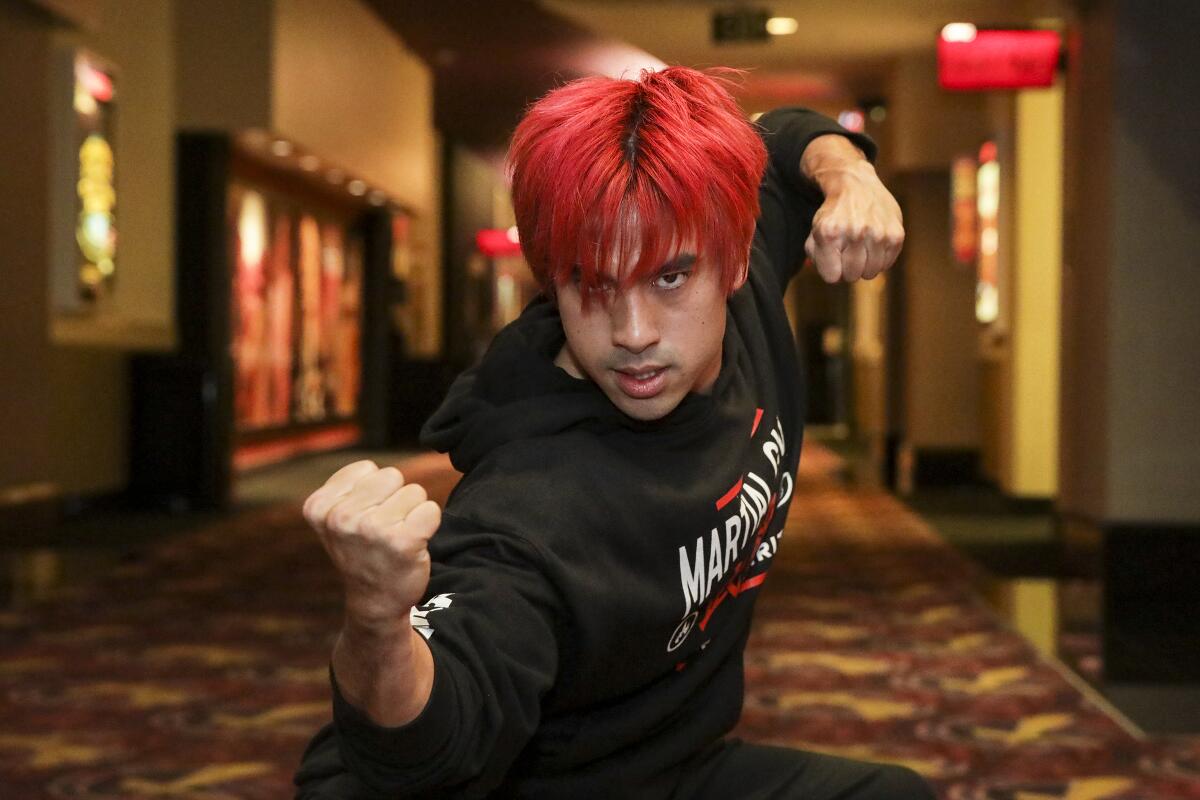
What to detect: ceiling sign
<box><xmin>712</xmin><ymin>8</ymin><xmax>770</xmax><ymax>43</ymax></box>
<box><xmin>938</xmin><ymin>28</ymin><xmax>1061</xmax><ymax>90</ymax></box>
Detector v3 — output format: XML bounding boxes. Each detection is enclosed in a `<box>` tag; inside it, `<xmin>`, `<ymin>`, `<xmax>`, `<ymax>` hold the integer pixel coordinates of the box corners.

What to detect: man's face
<box><xmin>553</xmin><ymin>245</ymin><xmax>740</xmax><ymax>421</ymax></box>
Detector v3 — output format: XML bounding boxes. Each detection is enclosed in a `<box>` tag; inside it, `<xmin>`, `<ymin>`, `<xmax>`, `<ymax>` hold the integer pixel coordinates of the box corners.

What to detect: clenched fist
<box><xmin>801</xmin><ymin>134</ymin><xmax>905</xmax><ymax>284</ymax></box>
<box><xmin>303</xmin><ymin>459</ymin><xmax>442</xmax><ymax>629</ymax></box>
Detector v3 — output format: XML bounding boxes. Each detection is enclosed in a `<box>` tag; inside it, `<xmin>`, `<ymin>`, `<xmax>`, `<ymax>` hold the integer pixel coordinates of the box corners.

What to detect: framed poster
<box><xmin>50</xmin><ymin>48</ymin><xmax>119</xmax><ymax>312</ymax></box>
<box><xmin>975</xmin><ymin>140</ymin><xmax>1001</xmax><ymax>324</ymax></box>
<box><xmin>228</xmin><ymin>180</ymin><xmax>364</xmax><ymax>435</ymax></box>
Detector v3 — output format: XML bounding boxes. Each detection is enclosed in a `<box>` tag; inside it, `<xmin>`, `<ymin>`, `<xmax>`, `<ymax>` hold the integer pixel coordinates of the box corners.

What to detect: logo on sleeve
<box><xmin>410</xmin><ymin>593</ymin><xmax>455</xmax><ymax>640</ymax></box>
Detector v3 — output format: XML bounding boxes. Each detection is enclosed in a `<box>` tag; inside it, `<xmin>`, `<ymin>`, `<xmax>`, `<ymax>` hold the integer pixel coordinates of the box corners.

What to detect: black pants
<box><xmin>669</xmin><ymin>739</ymin><xmax>938</xmax><ymax>800</ymax></box>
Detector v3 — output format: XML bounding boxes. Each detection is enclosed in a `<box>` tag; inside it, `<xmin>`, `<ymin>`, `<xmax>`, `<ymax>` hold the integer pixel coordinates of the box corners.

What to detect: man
<box><xmin>295</xmin><ymin>67</ymin><xmax>933</xmax><ymax>798</ymax></box>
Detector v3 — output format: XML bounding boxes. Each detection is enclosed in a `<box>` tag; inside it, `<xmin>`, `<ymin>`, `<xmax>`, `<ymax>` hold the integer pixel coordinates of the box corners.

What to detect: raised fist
<box><xmin>303</xmin><ymin>460</ymin><xmax>442</xmax><ymax>629</ymax></box>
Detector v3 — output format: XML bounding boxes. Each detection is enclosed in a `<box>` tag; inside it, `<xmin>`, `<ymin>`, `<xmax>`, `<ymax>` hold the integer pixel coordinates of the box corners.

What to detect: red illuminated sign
<box><xmin>938</xmin><ymin>29</ymin><xmax>1061</xmax><ymax>90</ymax></box>
<box><xmin>476</xmin><ymin>228</ymin><xmax>522</xmax><ymax>258</ymax></box>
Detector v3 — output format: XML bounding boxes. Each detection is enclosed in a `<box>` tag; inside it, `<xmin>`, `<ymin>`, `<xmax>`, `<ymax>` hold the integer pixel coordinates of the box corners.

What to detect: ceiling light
<box><xmin>270</xmin><ymin>139</ymin><xmax>293</xmax><ymax>157</ymax></box>
<box><xmin>766</xmin><ymin>17</ymin><xmax>799</xmax><ymax>36</ymax></box>
<box><xmin>367</xmin><ymin>190</ymin><xmax>387</xmax><ymax>206</ymax></box>
<box><xmin>941</xmin><ymin>22</ymin><xmax>977</xmax><ymax>43</ymax></box>
<box><xmin>299</xmin><ymin>155</ymin><xmax>320</xmax><ymax>172</ymax></box>
<box><xmin>347</xmin><ymin>180</ymin><xmax>367</xmax><ymax>196</ymax></box>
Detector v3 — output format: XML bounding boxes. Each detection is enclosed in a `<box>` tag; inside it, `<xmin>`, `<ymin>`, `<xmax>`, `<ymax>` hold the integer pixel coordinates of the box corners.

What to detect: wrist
<box><xmin>801</xmin><ymin>134</ymin><xmax>870</xmax><ymax>193</ymax></box>
<box><xmin>807</xmin><ymin>157</ymin><xmax>878</xmax><ymax>199</ymax></box>
<box><xmin>333</xmin><ymin>620</ymin><xmax>433</xmax><ymax>726</ymax></box>
<box><xmin>341</xmin><ymin>609</ymin><xmax>415</xmax><ymax>645</ymax></box>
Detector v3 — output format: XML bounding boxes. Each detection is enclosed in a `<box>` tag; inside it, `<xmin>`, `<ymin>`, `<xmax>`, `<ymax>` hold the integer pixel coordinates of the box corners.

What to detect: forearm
<box><xmin>800</xmin><ymin>134</ymin><xmax>877</xmax><ymax>197</ymax></box>
<box><xmin>331</xmin><ymin>617</ymin><xmax>435</xmax><ymax>727</ymax></box>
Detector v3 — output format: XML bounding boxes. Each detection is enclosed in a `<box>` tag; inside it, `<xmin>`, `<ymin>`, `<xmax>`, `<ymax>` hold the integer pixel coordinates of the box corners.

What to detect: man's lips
<box><xmin>613</xmin><ymin>365</ymin><xmax>668</xmax><ymax>399</ymax></box>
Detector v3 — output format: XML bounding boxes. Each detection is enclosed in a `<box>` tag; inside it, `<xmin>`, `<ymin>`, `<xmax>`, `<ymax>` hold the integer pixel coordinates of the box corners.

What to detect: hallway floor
<box><xmin>1</xmin><ymin>446</ymin><xmax>1199</xmax><ymax>798</ymax></box>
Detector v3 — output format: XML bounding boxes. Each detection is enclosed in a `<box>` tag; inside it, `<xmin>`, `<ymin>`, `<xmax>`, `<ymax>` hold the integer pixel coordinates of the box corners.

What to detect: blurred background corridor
<box><xmin>2</xmin><ymin>0</ymin><xmax>1199</xmax><ymax>797</ymax></box>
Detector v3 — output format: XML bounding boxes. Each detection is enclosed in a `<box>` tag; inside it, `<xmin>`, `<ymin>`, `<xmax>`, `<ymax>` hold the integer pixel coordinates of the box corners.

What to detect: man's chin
<box><xmin>606</xmin><ymin>389</ymin><xmax>683</xmax><ymax>422</ymax></box>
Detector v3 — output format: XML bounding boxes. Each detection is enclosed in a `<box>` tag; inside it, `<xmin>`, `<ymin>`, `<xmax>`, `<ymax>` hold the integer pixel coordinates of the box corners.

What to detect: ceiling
<box><xmin>546</xmin><ymin>0</ymin><xmax>1069</xmax><ymax>108</ymax></box>
<box><xmin>366</xmin><ymin>0</ymin><xmax>1068</xmax><ymax>153</ymax></box>
<box><xmin>364</xmin><ymin>0</ymin><xmax>662</xmax><ymax>155</ymax></box>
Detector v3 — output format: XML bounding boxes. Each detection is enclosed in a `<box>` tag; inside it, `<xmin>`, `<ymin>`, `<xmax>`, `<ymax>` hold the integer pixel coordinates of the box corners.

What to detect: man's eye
<box><xmin>654</xmin><ymin>271</ymin><xmax>690</xmax><ymax>290</ymax></box>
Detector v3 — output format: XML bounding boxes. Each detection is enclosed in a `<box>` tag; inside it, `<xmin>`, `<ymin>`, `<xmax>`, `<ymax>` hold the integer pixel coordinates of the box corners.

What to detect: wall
<box><xmin>1010</xmin><ymin>83</ymin><xmax>1063</xmax><ymax>497</ymax></box>
<box><xmin>3</xmin><ymin>0</ymin><xmax>444</xmax><ymax>505</ymax></box>
<box><xmin>1060</xmin><ymin>0</ymin><xmax>1200</xmax><ymax>524</ymax></box>
<box><xmin>886</xmin><ymin>54</ymin><xmax>990</xmax><ymax>173</ymax></box>
<box><xmin>2</xmin><ymin>0</ymin><xmax>176</xmax><ymax>503</ymax></box>
<box><xmin>879</xmin><ymin>53</ymin><xmax>990</xmax><ymax>477</ymax></box>
<box><xmin>52</xmin><ymin>0</ymin><xmax>177</xmax><ymax>349</ymax></box>
<box><xmin>895</xmin><ymin>171</ymin><xmax>982</xmax><ymax>451</ymax></box>
<box><xmin>1105</xmin><ymin>1</ymin><xmax>1200</xmax><ymax>522</ymax></box>
<box><xmin>49</xmin><ymin>0</ymin><xmax>176</xmax><ymax>495</ymax></box>
<box><xmin>174</xmin><ymin>0</ymin><xmax>272</xmax><ymax>132</ymax></box>
<box><xmin>0</xmin><ymin>2</ymin><xmax>56</xmax><ymax>505</ymax></box>
<box><xmin>1058</xmin><ymin>1</ymin><xmax>1113</xmax><ymax>519</ymax></box>
<box><xmin>271</xmin><ymin>0</ymin><xmax>442</xmax><ymax>353</ymax></box>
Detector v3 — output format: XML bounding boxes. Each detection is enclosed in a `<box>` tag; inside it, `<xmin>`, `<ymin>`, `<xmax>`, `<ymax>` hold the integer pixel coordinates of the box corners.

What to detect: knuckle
<box><xmin>328</xmin><ymin>507</ymin><xmax>356</xmax><ymax>533</ymax></box>
<box><xmin>357</xmin><ymin>510</ymin><xmax>385</xmax><ymax>537</ymax></box>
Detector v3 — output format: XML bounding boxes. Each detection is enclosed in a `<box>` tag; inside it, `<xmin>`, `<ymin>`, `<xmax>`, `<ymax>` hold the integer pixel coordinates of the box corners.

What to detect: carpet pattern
<box><xmin>1</xmin><ymin>449</ymin><xmax>1198</xmax><ymax>798</ymax></box>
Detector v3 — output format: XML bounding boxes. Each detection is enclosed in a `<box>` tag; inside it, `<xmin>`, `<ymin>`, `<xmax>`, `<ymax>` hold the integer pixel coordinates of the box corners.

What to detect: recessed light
<box><xmin>941</xmin><ymin>22</ymin><xmax>977</xmax><ymax>43</ymax></box>
<box><xmin>766</xmin><ymin>17</ymin><xmax>798</xmax><ymax>36</ymax></box>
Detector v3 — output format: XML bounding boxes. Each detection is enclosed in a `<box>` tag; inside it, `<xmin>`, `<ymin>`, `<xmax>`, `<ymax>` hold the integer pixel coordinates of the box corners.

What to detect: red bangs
<box><xmin>507</xmin><ymin>67</ymin><xmax>767</xmax><ymax>299</ymax></box>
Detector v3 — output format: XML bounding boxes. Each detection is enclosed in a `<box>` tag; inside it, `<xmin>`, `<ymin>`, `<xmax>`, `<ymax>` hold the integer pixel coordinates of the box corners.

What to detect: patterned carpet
<box><xmin>1</xmin><ymin>447</ymin><xmax>1198</xmax><ymax>798</ymax></box>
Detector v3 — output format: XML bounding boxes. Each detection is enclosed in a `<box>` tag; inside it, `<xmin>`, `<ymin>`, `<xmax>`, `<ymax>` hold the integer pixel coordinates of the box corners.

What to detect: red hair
<box><xmin>507</xmin><ymin>66</ymin><xmax>767</xmax><ymax>301</ymax></box>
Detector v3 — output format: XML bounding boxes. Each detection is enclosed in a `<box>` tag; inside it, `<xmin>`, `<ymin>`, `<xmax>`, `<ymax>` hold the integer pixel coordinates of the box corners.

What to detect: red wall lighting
<box><xmin>476</xmin><ymin>227</ymin><xmax>523</xmax><ymax>258</ymax></box>
<box><xmin>938</xmin><ymin>27</ymin><xmax>1061</xmax><ymax>91</ymax></box>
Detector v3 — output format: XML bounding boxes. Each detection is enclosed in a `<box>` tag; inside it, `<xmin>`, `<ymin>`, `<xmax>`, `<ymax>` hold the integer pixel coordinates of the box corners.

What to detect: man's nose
<box><xmin>610</xmin><ymin>287</ymin><xmax>660</xmax><ymax>354</ymax></box>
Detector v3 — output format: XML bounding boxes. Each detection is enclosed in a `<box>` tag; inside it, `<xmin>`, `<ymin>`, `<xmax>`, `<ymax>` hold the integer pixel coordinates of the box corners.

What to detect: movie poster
<box><xmin>228</xmin><ymin>182</ymin><xmax>363</xmax><ymax>433</ymax></box>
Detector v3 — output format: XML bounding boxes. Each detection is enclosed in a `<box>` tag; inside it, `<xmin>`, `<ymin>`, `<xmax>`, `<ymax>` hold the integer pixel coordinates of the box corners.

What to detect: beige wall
<box><xmin>272</xmin><ymin>0</ymin><xmax>442</xmax><ymax>352</ymax></box>
<box><xmin>174</xmin><ymin>0</ymin><xmax>273</xmax><ymax>132</ymax></box>
<box><xmin>272</xmin><ymin>0</ymin><xmax>437</xmax><ymax>216</ymax></box>
<box><xmin>882</xmin><ymin>51</ymin><xmax>1063</xmax><ymax>500</ymax></box>
<box><xmin>886</xmin><ymin>54</ymin><xmax>990</xmax><ymax>173</ymax></box>
<box><xmin>1010</xmin><ymin>84</ymin><xmax>1063</xmax><ymax>497</ymax></box>
<box><xmin>1</xmin><ymin>0</ymin><xmax>176</xmax><ymax>502</ymax></box>
<box><xmin>1</xmin><ymin>2</ymin><xmax>56</xmax><ymax>502</ymax></box>
<box><xmin>48</xmin><ymin>0</ymin><xmax>177</xmax><ymax>350</ymax></box>
<box><xmin>895</xmin><ymin>171</ymin><xmax>982</xmax><ymax>451</ymax></box>
<box><xmin>3</xmin><ymin>0</ymin><xmax>443</xmax><ymax>504</ymax></box>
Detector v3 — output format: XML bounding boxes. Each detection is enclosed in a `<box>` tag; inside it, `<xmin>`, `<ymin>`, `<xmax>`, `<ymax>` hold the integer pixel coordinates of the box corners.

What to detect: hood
<box><xmin>420</xmin><ymin>298</ymin><xmax>618</xmax><ymax>473</ymax></box>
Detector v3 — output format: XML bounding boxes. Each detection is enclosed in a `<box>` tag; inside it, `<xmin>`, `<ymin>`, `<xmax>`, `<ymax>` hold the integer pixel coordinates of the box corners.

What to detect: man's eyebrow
<box><xmin>658</xmin><ymin>253</ymin><xmax>697</xmax><ymax>273</ymax></box>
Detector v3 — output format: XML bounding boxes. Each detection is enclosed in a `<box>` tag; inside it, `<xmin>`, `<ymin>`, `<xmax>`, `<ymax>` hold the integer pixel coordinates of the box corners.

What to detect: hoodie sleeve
<box><xmin>294</xmin><ymin>514</ymin><xmax>562</xmax><ymax>799</ymax></box>
<box><xmin>754</xmin><ymin>107</ymin><xmax>878</xmax><ymax>289</ymax></box>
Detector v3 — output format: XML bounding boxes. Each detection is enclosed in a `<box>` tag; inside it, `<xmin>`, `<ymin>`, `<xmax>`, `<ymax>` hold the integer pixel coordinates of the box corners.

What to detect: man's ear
<box><xmin>731</xmin><ymin>260</ymin><xmax>750</xmax><ymax>293</ymax></box>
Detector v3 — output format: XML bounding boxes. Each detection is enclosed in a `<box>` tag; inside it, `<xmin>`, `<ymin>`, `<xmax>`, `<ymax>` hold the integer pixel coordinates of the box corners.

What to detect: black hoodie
<box><xmin>295</xmin><ymin>109</ymin><xmax>876</xmax><ymax>799</ymax></box>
